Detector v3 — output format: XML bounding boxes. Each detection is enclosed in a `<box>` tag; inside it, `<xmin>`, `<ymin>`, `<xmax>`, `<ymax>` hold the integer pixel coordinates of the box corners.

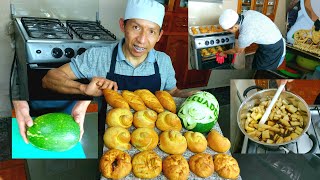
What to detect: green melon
<box><xmin>178</xmin><ymin>91</ymin><xmax>219</xmax><ymax>133</ymax></box>
<box><xmin>27</xmin><ymin>113</ymin><xmax>80</xmax><ymax>151</ymax></box>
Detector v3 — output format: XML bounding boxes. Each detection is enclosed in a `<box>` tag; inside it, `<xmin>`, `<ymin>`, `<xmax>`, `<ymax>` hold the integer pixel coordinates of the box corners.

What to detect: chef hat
<box><xmin>219</xmin><ymin>9</ymin><xmax>239</xmax><ymax>30</ymax></box>
<box><xmin>124</xmin><ymin>0</ymin><xmax>165</xmax><ymax>27</ymax></box>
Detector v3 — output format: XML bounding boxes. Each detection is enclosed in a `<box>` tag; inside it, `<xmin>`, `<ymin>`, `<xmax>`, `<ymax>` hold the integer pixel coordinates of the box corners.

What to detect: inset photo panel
<box><xmin>230</xmin><ymin>79</ymin><xmax>320</xmax><ymax>154</ymax></box>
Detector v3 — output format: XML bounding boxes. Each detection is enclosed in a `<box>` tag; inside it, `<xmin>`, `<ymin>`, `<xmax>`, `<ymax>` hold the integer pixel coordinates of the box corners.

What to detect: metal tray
<box><xmin>189</xmin><ymin>25</ymin><xmax>228</xmax><ymax>37</ymax></box>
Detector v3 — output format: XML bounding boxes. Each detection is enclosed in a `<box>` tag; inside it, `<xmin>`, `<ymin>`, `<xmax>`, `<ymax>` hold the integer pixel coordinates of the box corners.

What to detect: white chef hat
<box><xmin>219</xmin><ymin>9</ymin><xmax>239</xmax><ymax>30</ymax></box>
<box><xmin>124</xmin><ymin>0</ymin><xmax>165</xmax><ymax>27</ymax></box>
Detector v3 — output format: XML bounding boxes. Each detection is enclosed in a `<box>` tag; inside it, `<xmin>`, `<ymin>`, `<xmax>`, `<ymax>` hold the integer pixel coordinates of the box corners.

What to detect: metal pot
<box><xmin>237</xmin><ymin>86</ymin><xmax>317</xmax><ymax>153</ymax></box>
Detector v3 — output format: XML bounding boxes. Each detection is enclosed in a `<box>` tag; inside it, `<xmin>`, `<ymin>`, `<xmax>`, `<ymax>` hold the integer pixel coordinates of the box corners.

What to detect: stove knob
<box><xmin>51</xmin><ymin>48</ymin><xmax>63</xmax><ymax>58</ymax></box>
<box><xmin>205</xmin><ymin>41</ymin><xmax>210</xmax><ymax>46</ymax></box>
<box><xmin>226</xmin><ymin>38</ymin><xmax>229</xmax><ymax>42</ymax></box>
<box><xmin>221</xmin><ymin>38</ymin><xmax>225</xmax><ymax>43</ymax></box>
<box><xmin>216</xmin><ymin>39</ymin><xmax>220</xmax><ymax>44</ymax></box>
<box><xmin>210</xmin><ymin>40</ymin><xmax>214</xmax><ymax>45</ymax></box>
<box><xmin>65</xmin><ymin>48</ymin><xmax>75</xmax><ymax>58</ymax></box>
<box><xmin>77</xmin><ymin>48</ymin><xmax>87</xmax><ymax>55</ymax></box>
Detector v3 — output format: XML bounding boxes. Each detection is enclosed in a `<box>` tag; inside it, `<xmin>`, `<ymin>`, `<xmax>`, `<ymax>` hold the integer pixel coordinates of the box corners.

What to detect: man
<box><xmin>218</xmin><ymin>9</ymin><xmax>286</xmax><ymax>70</ymax></box>
<box><xmin>42</xmin><ymin>0</ymin><xmax>194</xmax><ymax>97</ymax></box>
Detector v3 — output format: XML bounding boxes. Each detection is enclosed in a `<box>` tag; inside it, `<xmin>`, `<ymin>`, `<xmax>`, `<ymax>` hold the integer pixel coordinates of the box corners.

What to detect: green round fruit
<box><xmin>27</xmin><ymin>113</ymin><xmax>80</xmax><ymax>151</ymax></box>
<box><xmin>178</xmin><ymin>91</ymin><xmax>219</xmax><ymax>133</ymax></box>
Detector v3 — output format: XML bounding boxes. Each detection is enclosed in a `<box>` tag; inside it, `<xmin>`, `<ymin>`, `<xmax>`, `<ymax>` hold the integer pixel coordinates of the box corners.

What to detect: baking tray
<box><xmin>100</xmin><ymin>97</ymin><xmax>242</xmax><ymax>180</ymax></box>
<box><xmin>188</xmin><ymin>25</ymin><xmax>228</xmax><ymax>37</ymax></box>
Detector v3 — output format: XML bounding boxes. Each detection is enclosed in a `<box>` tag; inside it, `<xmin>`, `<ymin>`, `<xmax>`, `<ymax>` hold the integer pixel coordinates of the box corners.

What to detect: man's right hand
<box><xmin>13</xmin><ymin>101</ymin><xmax>33</xmax><ymax>144</ymax></box>
<box><xmin>80</xmin><ymin>77</ymin><xmax>118</xmax><ymax>96</ymax></box>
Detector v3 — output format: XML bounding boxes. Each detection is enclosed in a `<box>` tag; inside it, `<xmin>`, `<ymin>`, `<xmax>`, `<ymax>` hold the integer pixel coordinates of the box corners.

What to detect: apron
<box><xmin>252</xmin><ymin>38</ymin><xmax>284</xmax><ymax>70</ymax></box>
<box><xmin>98</xmin><ymin>44</ymin><xmax>161</xmax><ymax>133</ymax></box>
<box><xmin>29</xmin><ymin>100</ymin><xmax>77</xmax><ymax>117</ymax></box>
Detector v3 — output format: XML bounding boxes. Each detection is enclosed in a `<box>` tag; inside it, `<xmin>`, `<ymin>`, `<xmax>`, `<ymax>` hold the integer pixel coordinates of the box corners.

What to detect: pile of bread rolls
<box><xmin>99</xmin><ymin>89</ymin><xmax>240</xmax><ymax>180</ymax></box>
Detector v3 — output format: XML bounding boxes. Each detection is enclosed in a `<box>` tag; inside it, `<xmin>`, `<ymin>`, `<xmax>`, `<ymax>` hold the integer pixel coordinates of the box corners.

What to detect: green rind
<box><xmin>27</xmin><ymin>113</ymin><xmax>80</xmax><ymax>152</ymax></box>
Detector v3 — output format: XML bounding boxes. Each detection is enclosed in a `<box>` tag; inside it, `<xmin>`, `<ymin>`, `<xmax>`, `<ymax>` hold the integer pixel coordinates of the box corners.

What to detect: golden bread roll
<box><xmin>99</xmin><ymin>149</ymin><xmax>132</xmax><ymax>179</ymax></box>
<box><xmin>134</xmin><ymin>89</ymin><xmax>164</xmax><ymax>113</ymax></box>
<box><xmin>155</xmin><ymin>91</ymin><xmax>176</xmax><ymax>113</ymax></box>
<box><xmin>184</xmin><ymin>131</ymin><xmax>207</xmax><ymax>153</ymax></box>
<box><xmin>122</xmin><ymin>90</ymin><xmax>147</xmax><ymax>111</ymax></box>
<box><xmin>213</xmin><ymin>154</ymin><xmax>240</xmax><ymax>179</ymax></box>
<box><xmin>106</xmin><ymin>108</ymin><xmax>133</xmax><ymax>128</ymax></box>
<box><xmin>159</xmin><ymin>130</ymin><xmax>187</xmax><ymax>154</ymax></box>
<box><xmin>103</xmin><ymin>126</ymin><xmax>131</xmax><ymax>151</ymax></box>
<box><xmin>163</xmin><ymin>155</ymin><xmax>189</xmax><ymax>180</ymax></box>
<box><xmin>133</xmin><ymin>109</ymin><xmax>157</xmax><ymax>128</ymax></box>
<box><xmin>207</xmin><ymin>130</ymin><xmax>231</xmax><ymax>153</ymax></box>
<box><xmin>103</xmin><ymin>89</ymin><xmax>129</xmax><ymax>109</ymax></box>
<box><xmin>156</xmin><ymin>111</ymin><xmax>182</xmax><ymax>131</ymax></box>
<box><xmin>131</xmin><ymin>128</ymin><xmax>159</xmax><ymax>151</ymax></box>
<box><xmin>189</xmin><ymin>153</ymin><xmax>215</xmax><ymax>178</ymax></box>
<box><xmin>132</xmin><ymin>150</ymin><xmax>162</xmax><ymax>179</ymax></box>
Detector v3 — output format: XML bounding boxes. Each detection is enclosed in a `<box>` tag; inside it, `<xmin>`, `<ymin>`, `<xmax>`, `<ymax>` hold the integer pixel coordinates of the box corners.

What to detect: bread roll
<box><xmin>159</xmin><ymin>130</ymin><xmax>187</xmax><ymax>155</ymax></box>
<box><xmin>122</xmin><ymin>90</ymin><xmax>147</xmax><ymax>111</ymax></box>
<box><xmin>103</xmin><ymin>89</ymin><xmax>129</xmax><ymax>109</ymax></box>
<box><xmin>132</xmin><ymin>150</ymin><xmax>162</xmax><ymax>179</ymax></box>
<box><xmin>134</xmin><ymin>89</ymin><xmax>164</xmax><ymax>113</ymax></box>
<box><xmin>155</xmin><ymin>91</ymin><xmax>176</xmax><ymax>113</ymax></box>
<box><xmin>163</xmin><ymin>155</ymin><xmax>189</xmax><ymax>180</ymax></box>
<box><xmin>184</xmin><ymin>131</ymin><xmax>207</xmax><ymax>153</ymax></box>
<box><xmin>189</xmin><ymin>153</ymin><xmax>215</xmax><ymax>178</ymax></box>
<box><xmin>106</xmin><ymin>108</ymin><xmax>133</xmax><ymax>128</ymax></box>
<box><xmin>207</xmin><ymin>130</ymin><xmax>231</xmax><ymax>153</ymax></box>
<box><xmin>156</xmin><ymin>111</ymin><xmax>182</xmax><ymax>131</ymax></box>
<box><xmin>131</xmin><ymin>128</ymin><xmax>158</xmax><ymax>151</ymax></box>
<box><xmin>103</xmin><ymin>127</ymin><xmax>131</xmax><ymax>151</ymax></box>
<box><xmin>213</xmin><ymin>154</ymin><xmax>240</xmax><ymax>179</ymax></box>
<box><xmin>133</xmin><ymin>109</ymin><xmax>157</xmax><ymax>128</ymax></box>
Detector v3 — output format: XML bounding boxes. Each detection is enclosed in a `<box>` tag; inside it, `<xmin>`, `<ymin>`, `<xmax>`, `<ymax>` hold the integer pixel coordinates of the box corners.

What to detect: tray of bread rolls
<box><xmin>189</xmin><ymin>25</ymin><xmax>226</xmax><ymax>37</ymax></box>
<box><xmin>100</xmin><ymin>89</ymin><xmax>241</xmax><ymax>180</ymax></box>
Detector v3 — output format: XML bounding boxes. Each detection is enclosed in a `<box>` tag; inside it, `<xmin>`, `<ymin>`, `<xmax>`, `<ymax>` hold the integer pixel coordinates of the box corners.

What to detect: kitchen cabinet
<box><xmin>237</xmin><ymin>0</ymin><xmax>279</xmax><ymax>54</ymax></box>
<box><xmin>0</xmin><ymin>160</ymin><xmax>27</xmax><ymax>180</ymax></box>
<box><xmin>155</xmin><ymin>0</ymin><xmax>211</xmax><ymax>89</ymax></box>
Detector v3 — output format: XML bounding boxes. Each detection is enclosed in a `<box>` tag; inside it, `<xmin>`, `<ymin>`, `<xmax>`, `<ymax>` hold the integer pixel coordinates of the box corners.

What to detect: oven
<box><xmin>189</xmin><ymin>25</ymin><xmax>235</xmax><ymax>70</ymax></box>
<box><xmin>11</xmin><ymin>17</ymin><xmax>117</xmax><ymax>100</ymax></box>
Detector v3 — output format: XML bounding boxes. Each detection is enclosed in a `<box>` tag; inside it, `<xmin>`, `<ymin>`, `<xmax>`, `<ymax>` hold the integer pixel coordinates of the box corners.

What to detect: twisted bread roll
<box><xmin>156</xmin><ymin>111</ymin><xmax>182</xmax><ymax>131</ymax></box>
<box><xmin>133</xmin><ymin>109</ymin><xmax>157</xmax><ymax>128</ymax></box>
<box><xmin>189</xmin><ymin>153</ymin><xmax>215</xmax><ymax>178</ymax></box>
<box><xmin>106</xmin><ymin>108</ymin><xmax>133</xmax><ymax>128</ymax></box>
<box><xmin>163</xmin><ymin>155</ymin><xmax>190</xmax><ymax>180</ymax></box>
<box><xmin>131</xmin><ymin>128</ymin><xmax>158</xmax><ymax>151</ymax></box>
<box><xmin>207</xmin><ymin>130</ymin><xmax>231</xmax><ymax>153</ymax></box>
<box><xmin>122</xmin><ymin>90</ymin><xmax>147</xmax><ymax>111</ymax></box>
<box><xmin>99</xmin><ymin>149</ymin><xmax>132</xmax><ymax>179</ymax></box>
<box><xmin>184</xmin><ymin>131</ymin><xmax>207</xmax><ymax>153</ymax></box>
<box><xmin>134</xmin><ymin>89</ymin><xmax>164</xmax><ymax>113</ymax></box>
<box><xmin>155</xmin><ymin>91</ymin><xmax>176</xmax><ymax>113</ymax></box>
<box><xmin>213</xmin><ymin>154</ymin><xmax>240</xmax><ymax>179</ymax></box>
<box><xmin>103</xmin><ymin>126</ymin><xmax>131</xmax><ymax>151</ymax></box>
<box><xmin>103</xmin><ymin>89</ymin><xmax>129</xmax><ymax>109</ymax></box>
<box><xmin>159</xmin><ymin>130</ymin><xmax>187</xmax><ymax>154</ymax></box>
<box><xmin>132</xmin><ymin>150</ymin><xmax>162</xmax><ymax>179</ymax></box>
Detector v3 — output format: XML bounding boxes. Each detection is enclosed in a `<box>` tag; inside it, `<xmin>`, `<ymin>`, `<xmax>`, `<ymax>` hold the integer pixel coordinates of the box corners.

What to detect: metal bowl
<box><xmin>237</xmin><ymin>88</ymin><xmax>311</xmax><ymax>148</ymax></box>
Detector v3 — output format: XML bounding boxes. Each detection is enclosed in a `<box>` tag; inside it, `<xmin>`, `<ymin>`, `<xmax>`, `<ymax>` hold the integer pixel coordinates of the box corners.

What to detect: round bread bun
<box><xmin>103</xmin><ymin>126</ymin><xmax>131</xmax><ymax>151</ymax></box>
<box><xmin>188</xmin><ymin>153</ymin><xmax>215</xmax><ymax>178</ymax></box>
<box><xmin>133</xmin><ymin>109</ymin><xmax>157</xmax><ymax>128</ymax></box>
<box><xmin>159</xmin><ymin>130</ymin><xmax>187</xmax><ymax>155</ymax></box>
<box><xmin>163</xmin><ymin>155</ymin><xmax>189</xmax><ymax>180</ymax></box>
<box><xmin>106</xmin><ymin>108</ymin><xmax>133</xmax><ymax>128</ymax></box>
<box><xmin>213</xmin><ymin>154</ymin><xmax>240</xmax><ymax>179</ymax></box>
<box><xmin>131</xmin><ymin>128</ymin><xmax>158</xmax><ymax>151</ymax></box>
<box><xmin>99</xmin><ymin>149</ymin><xmax>132</xmax><ymax>179</ymax></box>
<box><xmin>156</xmin><ymin>111</ymin><xmax>182</xmax><ymax>131</ymax></box>
<box><xmin>184</xmin><ymin>131</ymin><xmax>207</xmax><ymax>153</ymax></box>
<box><xmin>132</xmin><ymin>150</ymin><xmax>162</xmax><ymax>179</ymax></box>
<box><xmin>207</xmin><ymin>130</ymin><xmax>231</xmax><ymax>153</ymax></box>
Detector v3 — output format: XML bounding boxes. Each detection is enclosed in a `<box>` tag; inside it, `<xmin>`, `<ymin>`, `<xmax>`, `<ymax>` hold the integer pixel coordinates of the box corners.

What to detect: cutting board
<box><xmin>12</xmin><ymin>118</ymin><xmax>86</xmax><ymax>159</ymax></box>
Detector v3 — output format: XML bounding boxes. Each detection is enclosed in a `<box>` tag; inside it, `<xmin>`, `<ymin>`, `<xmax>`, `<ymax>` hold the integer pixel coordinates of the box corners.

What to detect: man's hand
<box><xmin>12</xmin><ymin>101</ymin><xmax>33</xmax><ymax>144</ymax></box>
<box><xmin>80</xmin><ymin>77</ymin><xmax>118</xmax><ymax>96</ymax></box>
<box><xmin>71</xmin><ymin>101</ymin><xmax>91</xmax><ymax>141</ymax></box>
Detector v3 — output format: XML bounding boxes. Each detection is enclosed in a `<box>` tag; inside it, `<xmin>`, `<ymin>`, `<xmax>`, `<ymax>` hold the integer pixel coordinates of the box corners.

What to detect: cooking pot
<box><xmin>237</xmin><ymin>86</ymin><xmax>317</xmax><ymax>153</ymax></box>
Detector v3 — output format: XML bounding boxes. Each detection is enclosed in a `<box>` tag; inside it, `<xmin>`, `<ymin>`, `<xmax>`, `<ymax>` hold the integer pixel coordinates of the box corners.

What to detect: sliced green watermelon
<box><xmin>27</xmin><ymin>113</ymin><xmax>80</xmax><ymax>151</ymax></box>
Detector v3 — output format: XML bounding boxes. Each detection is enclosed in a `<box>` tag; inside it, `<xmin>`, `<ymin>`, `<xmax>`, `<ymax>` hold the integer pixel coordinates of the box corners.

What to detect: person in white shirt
<box><xmin>219</xmin><ymin>9</ymin><xmax>286</xmax><ymax>70</ymax></box>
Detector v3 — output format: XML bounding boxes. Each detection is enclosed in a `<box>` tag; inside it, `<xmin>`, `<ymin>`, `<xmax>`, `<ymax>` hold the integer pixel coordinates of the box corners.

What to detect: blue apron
<box><xmin>29</xmin><ymin>100</ymin><xmax>77</xmax><ymax>117</ymax></box>
<box><xmin>98</xmin><ymin>44</ymin><xmax>161</xmax><ymax>132</ymax></box>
